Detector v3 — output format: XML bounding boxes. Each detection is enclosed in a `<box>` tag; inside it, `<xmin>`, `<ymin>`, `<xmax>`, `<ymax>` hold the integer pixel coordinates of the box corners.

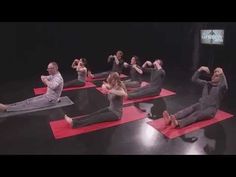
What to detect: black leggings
<box><xmin>64</xmin><ymin>79</ymin><xmax>85</xmax><ymax>88</ymax></box>
<box><xmin>72</xmin><ymin>107</ymin><xmax>120</xmax><ymax>128</ymax></box>
<box><xmin>127</xmin><ymin>85</ymin><xmax>161</xmax><ymax>100</ymax></box>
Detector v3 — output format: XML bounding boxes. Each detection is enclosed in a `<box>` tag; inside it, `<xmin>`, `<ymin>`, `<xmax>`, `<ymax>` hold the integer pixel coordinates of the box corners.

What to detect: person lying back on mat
<box><xmin>127</xmin><ymin>59</ymin><xmax>165</xmax><ymax>100</ymax></box>
<box><xmin>65</xmin><ymin>72</ymin><xmax>127</xmax><ymax>128</ymax></box>
<box><xmin>64</xmin><ymin>58</ymin><xmax>87</xmax><ymax>87</ymax></box>
<box><xmin>88</xmin><ymin>50</ymin><xmax>124</xmax><ymax>79</ymax></box>
<box><xmin>163</xmin><ymin>66</ymin><xmax>228</xmax><ymax>128</ymax></box>
<box><xmin>123</xmin><ymin>55</ymin><xmax>143</xmax><ymax>89</ymax></box>
<box><xmin>0</xmin><ymin>62</ymin><xmax>64</xmax><ymax>112</ymax></box>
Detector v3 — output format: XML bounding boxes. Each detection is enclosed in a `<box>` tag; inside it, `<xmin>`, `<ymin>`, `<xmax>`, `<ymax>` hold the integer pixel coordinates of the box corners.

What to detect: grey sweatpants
<box><xmin>6</xmin><ymin>95</ymin><xmax>56</xmax><ymax>112</ymax></box>
<box><xmin>123</xmin><ymin>79</ymin><xmax>141</xmax><ymax>88</ymax></box>
<box><xmin>127</xmin><ymin>85</ymin><xmax>161</xmax><ymax>100</ymax></box>
<box><xmin>72</xmin><ymin>107</ymin><xmax>120</xmax><ymax>128</ymax></box>
<box><xmin>93</xmin><ymin>71</ymin><xmax>110</xmax><ymax>79</ymax></box>
<box><xmin>174</xmin><ymin>103</ymin><xmax>217</xmax><ymax>128</ymax></box>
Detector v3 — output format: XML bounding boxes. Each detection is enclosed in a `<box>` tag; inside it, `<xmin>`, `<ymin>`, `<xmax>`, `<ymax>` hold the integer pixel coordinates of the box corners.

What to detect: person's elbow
<box><xmin>191</xmin><ymin>76</ymin><xmax>196</xmax><ymax>83</ymax></box>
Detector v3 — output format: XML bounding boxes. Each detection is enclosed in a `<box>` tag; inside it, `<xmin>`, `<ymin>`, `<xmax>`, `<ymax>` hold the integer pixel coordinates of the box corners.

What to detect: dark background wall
<box><xmin>0</xmin><ymin>22</ymin><xmax>235</xmax><ymax>85</ymax></box>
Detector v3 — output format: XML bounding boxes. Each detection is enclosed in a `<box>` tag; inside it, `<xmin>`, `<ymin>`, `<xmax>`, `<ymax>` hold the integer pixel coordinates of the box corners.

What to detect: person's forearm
<box><xmin>191</xmin><ymin>70</ymin><xmax>207</xmax><ymax>86</ymax></box>
<box><xmin>44</xmin><ymin>75</ymin><xmax>51</xmax><ymax>80</ymax></box>
<box><xmin>44</xmin><ymin>79</ymin><xmax>60</xmax><ymax>89</ymax></box>
<box><xmin>134</xmin><ymin>66</ymin><xmax>143</xmax><ymax>74</ymax></box>
<box><xmin>142</xmin><ymin>62</ymin><xmax>147</xmax><ymax>68</ymax></box>
<box><xmin>114</xmin><ymin>57</ymin><xmax>119</xmax><ymax>65</ymax></box>
<box><xmin>123</xmin><ymin>63</ymin><xmax>130</xmax><ymax>68</ymax></box>
<box><xmin>42</xmin><ymin>78</ymin><xmax>49</xmax><ymax>86</ymax></box>
<box><xmin>72</xmin><ymin>61</ymin><xmax>77</xmax><ymax>68</ymax></box>
<box><xmin>107</xmin><ymin>56</ymin><xmax>113</xmax><ymax>63</ymax></box>
<box><xmin>109</xmin><ymin>89</ymin><xmax>127</xmax><ymax>97</ymax></box>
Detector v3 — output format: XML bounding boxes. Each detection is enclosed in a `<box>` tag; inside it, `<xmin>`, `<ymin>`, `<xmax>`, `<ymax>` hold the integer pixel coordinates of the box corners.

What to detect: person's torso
<box><xmin>108</xmin><ymin>92</ymin><xmax>123</xmax><ymax>118</ymax></box>
<box><xmin>130</xmin><ymin>66</ymin><xmax>141</xmax><ymax>82</ymax></box>
<box><xmin>112</xmin><ymin>59</ymin><xmax>124</xmax><ymax>73</ymax></box>
<box><xmin>45</xmin><ymin>72</ymin><xmax>64</xmax><ymax>101</ymax></box>
<box><xmin>199</xmin><ymin>82</ymin><xmax>223</xmax><ymax>108</ymax></box>
<box><xmin>77</xmin><ymin>68</ymin><xmax>86</xmax><ymax>82</ymax></box>
<box><xmin>150</xmin><ymin>69</ymin><xmax>165</xmax><ymax>87</ymax></box>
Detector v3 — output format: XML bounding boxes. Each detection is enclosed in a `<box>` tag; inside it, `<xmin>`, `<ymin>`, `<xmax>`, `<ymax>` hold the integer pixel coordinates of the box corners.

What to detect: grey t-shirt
<box><xmin>45</xmin><ymin>72</ymin><xmax>64</xmax><ymax>102</ymax></box>
<box><xmin>108</xmin><ymin>92</ymin><xmax>123</xmax><ymax>118</ymax></box>
<box><xmin>143</xmin><ymin>68</ymin><xmax>165</xmax><ymax>87</ymax></box>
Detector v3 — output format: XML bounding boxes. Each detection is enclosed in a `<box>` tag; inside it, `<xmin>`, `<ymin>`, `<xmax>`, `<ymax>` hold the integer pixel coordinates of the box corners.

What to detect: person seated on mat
<box><xmin>162</xmin><ymin>66</ymin><xmax>228</xmax><ymax>128</ymax></box>
<box><xmin>65</xmin><ymin>72</ymin><xmax>127</xmax><ymax>128</ymax></box>
<box><xmin>64</xmin><ymin>58</ymin><xmax>87</xmax><ymax>87</ymax></box>
<box><xmin>127</xmin><ymin>59</ymin><xmax>165</xmax><ymax>100</ymax></box>
<box><xmin>123</xmin><ymin>55</ymin><xmax>143</xmax><ymax>89</ymax></box>
<box><xmin>88</xmin><ymin>50</ymin><xmax>124</xmax><ymax>79</ymax></box>
<box><xmin>0</xmin><ymin>62</ymin><xmax>64</xmax><ymax>112</ymax></box>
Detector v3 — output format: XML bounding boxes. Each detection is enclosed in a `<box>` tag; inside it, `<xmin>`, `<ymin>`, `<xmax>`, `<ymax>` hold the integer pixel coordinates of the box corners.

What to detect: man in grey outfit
<box><xmin>88</xmin><ymin>50</ymin><xmax>124</xmax><ymax>79</ymax></box>
<box><xmin>163</xmin><ymin>66</ymin><xmax>228</xmax><ymax>128</ymax></box>
<box><xmin>0</xmin><ymin>62</ymin><xmax>64</xmax><ymax>112</ymax></box>
<box><xmin>127</xmin><ymin>59</ymin><xmax>165</xmax><ymax>100</ymax></box>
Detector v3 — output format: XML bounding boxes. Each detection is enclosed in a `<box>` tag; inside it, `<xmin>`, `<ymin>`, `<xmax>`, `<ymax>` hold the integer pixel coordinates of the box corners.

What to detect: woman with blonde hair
<box><xmin>65</xmin><ymin>72</ymin><xmax>127</xmax><ymax>128</ymax></box>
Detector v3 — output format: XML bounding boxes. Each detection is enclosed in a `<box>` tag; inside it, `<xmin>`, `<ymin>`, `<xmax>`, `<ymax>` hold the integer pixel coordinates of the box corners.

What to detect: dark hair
<box><xmin>133</xmin><ymin>55</ymin><xmax>141</xmax><ymax>66</ymax></box>
<box><xmin>80</xmin><ymin>58</ymin><xmax>87</xmax><ymax>66</ymax></box>
<box><xmin>116</xmin><ymin>50</ymin><xmax>124</xmax><ymax>57</ymax></box>
<box><xmin>107</xmin><ymin>72</ymin><xmax>127</xmax><ymax>93</ymax></box>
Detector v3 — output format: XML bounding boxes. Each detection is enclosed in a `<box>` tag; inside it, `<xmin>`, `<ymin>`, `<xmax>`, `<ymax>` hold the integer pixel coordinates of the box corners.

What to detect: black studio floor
<box><xmin>0</xmin><ymin>68</ymin><xmax>235</xmax><ymax>155</ymax></box>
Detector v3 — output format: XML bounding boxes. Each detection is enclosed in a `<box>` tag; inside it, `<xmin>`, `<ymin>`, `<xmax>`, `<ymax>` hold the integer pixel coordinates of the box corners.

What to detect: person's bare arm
<box><xmin>114</xmin><ymin>55</ymin><xmax>119</xmax><ymax>65</ymax></box>
<box><xmin>133</xmin><ymin>65</ymin><xmax>143</xmax><ymax>74</ymax></box>
<box><xmin>109</xmin><ymin>88</ymin><xmax>127</xmax><ymax>97</ymax></box>
<box><xmin>42</xmin><ymin>77</ymin><xmax>62</xmax><ymax>89</ymax></box>
<box><xmin>142</xmin><ymin>61</ymin><xmax>153</xmax><ymax>73</ymax></box>
<box><xmin>123</xmin><ymin>62</ymin><xmax>130</xmax><ymax>68</ymax></box>
<box><xmin>107</xmin><ymin>55</ymin><xmax>114</xmax><ymax>63</ymax></box>
<box><xmin>142</xmin><ymin>61</ymin><xmax>152</xmax><ymax>68</ymax></box>
<box><xmin>72</xmin><ymin>59</ymin><xmax>79</xmax><ymax>68</ymax></box>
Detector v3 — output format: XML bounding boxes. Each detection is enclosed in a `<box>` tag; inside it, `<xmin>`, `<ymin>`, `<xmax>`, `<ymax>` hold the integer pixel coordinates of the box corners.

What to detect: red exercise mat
<box><xmin>33</xmin><ymin>82</ymin><xmax>96</xmax><ymax>95</ymax></box>
<box><xmin>50</xmin><ymin>105</ymin><xmax>147</xmax><ymax>139</ymax></box>
<box><xmin>96</xmin><ymin>87</ymin><xmax>176</xmax><ymax>105</ymax></box>
<box><xmin>147</xmin><ymin>110</ymin><xmax>234</xmax><ymax>139</ymax></box>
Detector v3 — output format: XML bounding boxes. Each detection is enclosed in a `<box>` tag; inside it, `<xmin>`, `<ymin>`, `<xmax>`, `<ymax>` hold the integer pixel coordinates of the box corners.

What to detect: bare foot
<box><xmin>163</xmin><ymin>110</ymin><xmax>171</xmax><ymax>126</ymax></box>
<box><xmin>64</xmin><ymin>114</ymin><xmax>73</xmax><ymax>127</ymax></box>
<box><xmin>0</xmin><ymin>103</ymin><xmax>7</xmax><ymax>112</ymax></box>
<box><xmin>170</xmin><ymin>115</ymin><xmax>178</xmax><ymax>128</ymax></box>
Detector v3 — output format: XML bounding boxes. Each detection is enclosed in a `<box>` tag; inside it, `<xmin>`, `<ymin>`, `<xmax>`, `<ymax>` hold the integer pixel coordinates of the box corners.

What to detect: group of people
<box><xmin>0</xmin><ymin>50</ymin><xmax>228</xmax><ymax>130</ymax></box>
